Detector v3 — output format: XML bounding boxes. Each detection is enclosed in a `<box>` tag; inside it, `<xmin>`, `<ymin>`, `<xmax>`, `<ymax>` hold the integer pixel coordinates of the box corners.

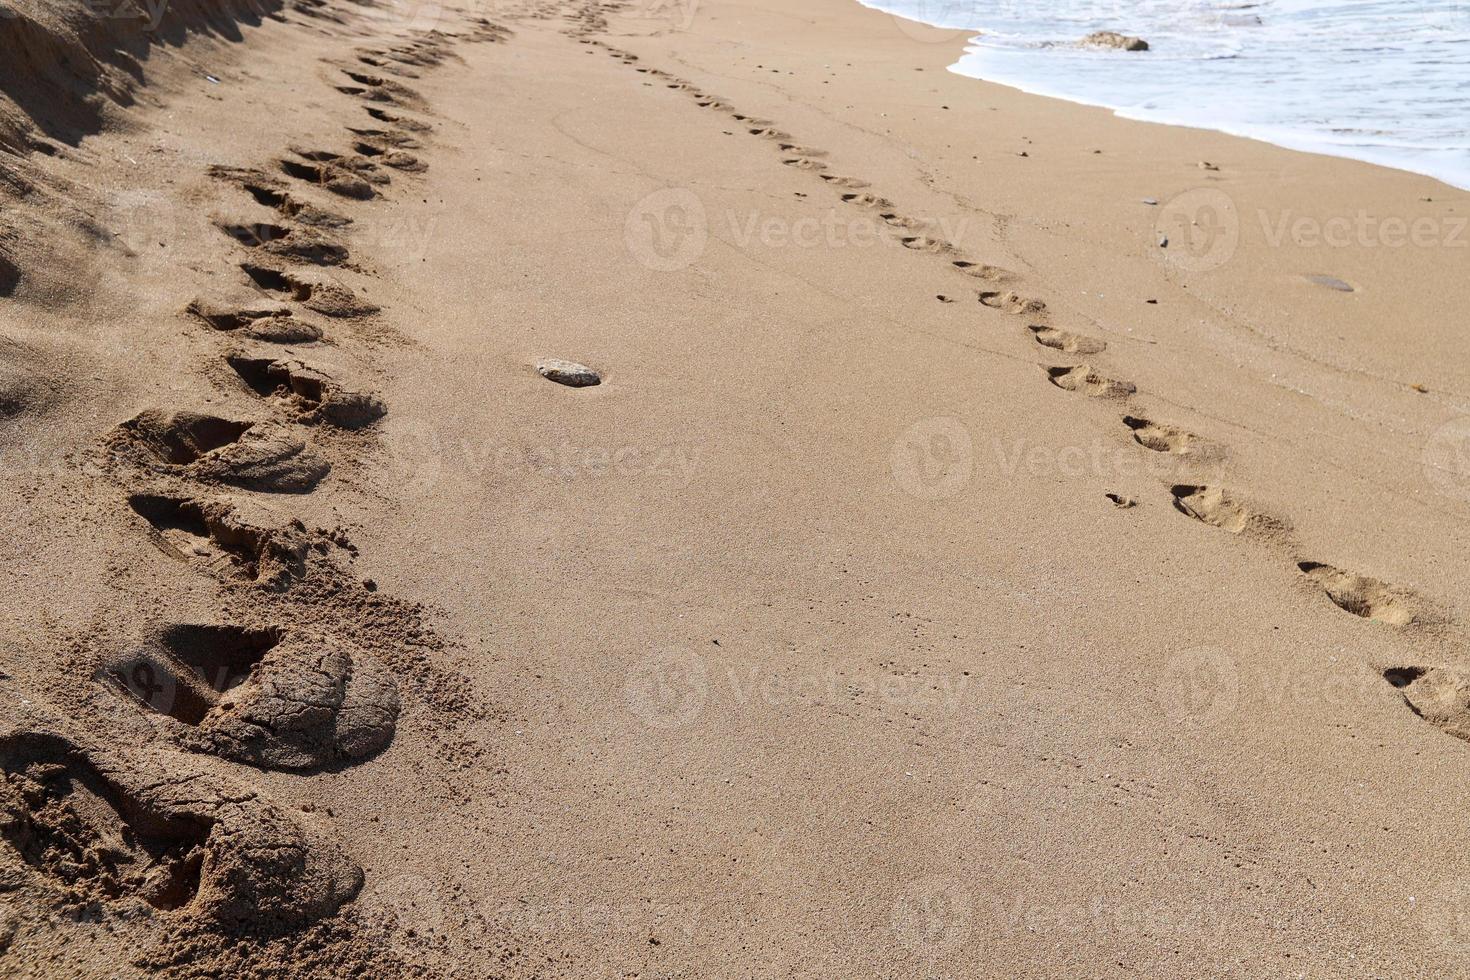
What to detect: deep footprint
<box><xmin>127</xmin><ymin>493</ymin><xmax>314</xmax><ymax>584</ymax></box>
<box><xmin>103</xmin><ymin>623</ymin><xmax>400</xmax><ymax>771</ymax></box>
<box><xmin>111</xmin><ymin>410</ymin><xmax>330</xmax><ymax>493</ymax></box>
<box><xmin>227</xmin><ymin>354</ymin><xmax>387</xmax><ymax>428</ymax></box>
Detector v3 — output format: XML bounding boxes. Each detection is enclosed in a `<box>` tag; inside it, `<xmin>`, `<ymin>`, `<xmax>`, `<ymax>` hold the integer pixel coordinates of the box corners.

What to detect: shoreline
<box><xmin>855</xmin><ymin>0</ymin><xmax>1470</xmax><ymax>192</ymax></box>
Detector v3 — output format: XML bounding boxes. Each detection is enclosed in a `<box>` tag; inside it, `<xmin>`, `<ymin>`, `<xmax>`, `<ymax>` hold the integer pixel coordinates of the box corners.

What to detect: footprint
<box><xmin>187</xmin><ymin>297</ymin><xmax>325</xmax><ymax>343</ymax></box>
<box><xmin>749</xmin><ymin>127</ymin><xmax>793</xmax><ymax>141</ymax></box>
<box><xmin>1298</xmin><ymin>562</ymin><xmax>1426</xmax><ymax>626</ymax></box>
<box><xmin>782</xmin><ymin>157</ymin><xmax>829</xmax><ymax>172</ymax></box>
<box><xmin>1046</xmin><ymin>364</ymin><xmax>1136</xmax><ymax>398</ymax></box>
<box><xmin>1383</xmin><ymin>666</ymin><xmax>1470</xmax><ymax>741</ymax></box>
<box><xmin>839</xmin><ymin>192</ymin><xmax>894</xmax><ymax>209</ymax></box>
<box><xmin>882</xmin><ymin>213</ymin><xmax>926</xmax><ymax>230</ymax></box>
<box><xmin>0</xmin><ymin>727</ymin><xmax>361</xmax><ymax>925</ymax></box>
<box><xmin>1123</xmin><ymin>416</ymin><xmax>1200</xmax><ymax>455</ymax></box>
<box><xmin>1106</xmin><ymin>492</ymin><xmax>1138</xmax><ymax>509</ymax></box>
<box><xmin>278</xmin><ymin>159</ymin><xmax>376</xmax><ymax>201</ymax></box>
<box><xmin>777</xmin><ymin>143</ymin><xmax>827</xmax><ymax>158</ymax></box>
<box><xmin>350</xmin><ymin>140</ymin><xmax>426</xmax><ymax>172</ymax></box>
<box><xmin>111</xmin><ymin>410</ymin><xmax>330</xmax><ymax>493</ymax></box>
<box><xmin>952</xmin><ymin>261</ymin><xmax>1013</xmax><ymax>282</ymax></box>
<box><xmin>1030</xmin><ymin>325</ymin><xmax>1106</xmax><ymax>355</ymax></box>
<box><xmin>102</xmin><ymin>623</ymin><xmax>400</xmax><ymax>771</ymax></box>
<box><xmin>819</xmin><ymin>174</ymin><xmax>871</xmax><ymax>190</ymax></box>
<box><xmin>227</xmin><ymin>354</ymin><xmax>387</xmax><ymax>429</ymax></box>
<box><xmin>127</xmin><ymin>493</ymin><xmax>310</xmax><ymax>583</ymax></box>
<box><xmin>206</xmin><ymin>166</ymin><xmax>352</xmax><ymax>228</ymax></box>
<box><xmin>980</xmin><ymin>291</ymin><xmax>1047</xmax><ymax>316</ymax></box>
<box><xmin>365</xmin><ymin>106</ymin><xmax>432</xmax><ymax>133</ymax></box>
<box><xmin>899</xmin><ymin>236</ymin><xmax>958</xmax><ymax>255</ymax></box>
<box><xmin>217</xmin><ymin>221</ymin><xmax>349</xmax><ymax>266</ymax></box>
<box><xmin>340</xmin><ymin>71</ymin><xmax>426</xmax><ymax>110</ymax></box>
<box><xmin>1169</xmin><ymin>485</ymin><xmax>1277</xmax><ymax>535</ymax></box>
<box><xmin>241</xmin><ymin>263</ymin><xmax>380</xmax><ymax>318</ymax></box>
<box><xmin>345</xmin><ymin>127</ymin><xmax>422</xmax><ymax>150</ymax></box>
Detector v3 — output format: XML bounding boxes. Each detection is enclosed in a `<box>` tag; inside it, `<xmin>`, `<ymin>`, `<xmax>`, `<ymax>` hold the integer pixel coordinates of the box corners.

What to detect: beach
<box><xmin>1</xmin><ymin>0</ymin><xmax>1469</xmax><ymax>975</ymax></box>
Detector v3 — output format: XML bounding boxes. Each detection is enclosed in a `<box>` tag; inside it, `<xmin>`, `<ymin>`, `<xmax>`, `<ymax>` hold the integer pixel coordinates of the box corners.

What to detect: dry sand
<box><xmin>1</xmin><ymin>0</ymin><xmax>1468</xmax><ymax>975</ymax></box>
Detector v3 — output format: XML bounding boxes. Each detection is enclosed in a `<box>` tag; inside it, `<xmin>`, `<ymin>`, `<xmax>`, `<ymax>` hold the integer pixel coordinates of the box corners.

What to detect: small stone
<box><xmin>536</xmin><ymin>359</ymin><xmax>601</xmax><ymax>388</ymax></box>
<box><xmin>1081</xmin><ymin>31</ymin><xmax>1149</xmax><ymax>52</ymax></box>
<box><xmin>1142</xmin><ymin>198</ymin><xmax>1159</xmax><ymax>206</ymax></box>
<box><xmin>1158</xmin><ymin>235</ymin><xmax>1169</xmax><ymax>248</ymax></box>
<box><xmin>1305</xmin><ymin>274</ymin><xmax>1353</xmax><ymax>293</ymax></box>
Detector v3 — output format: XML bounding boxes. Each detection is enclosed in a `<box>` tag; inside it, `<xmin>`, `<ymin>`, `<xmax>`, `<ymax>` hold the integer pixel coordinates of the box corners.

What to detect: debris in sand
<box><xmin>536</xmin><ymin>359</ymin><xmax>601</xmax><ymax>388</ymax></box>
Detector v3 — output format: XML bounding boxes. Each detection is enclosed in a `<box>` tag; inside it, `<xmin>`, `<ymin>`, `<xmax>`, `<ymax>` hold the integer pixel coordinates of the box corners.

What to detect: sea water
<box><xmin>857</xmin><ymin>0</ymin><xmax>1470</xmax><ymax>189</ymax></box>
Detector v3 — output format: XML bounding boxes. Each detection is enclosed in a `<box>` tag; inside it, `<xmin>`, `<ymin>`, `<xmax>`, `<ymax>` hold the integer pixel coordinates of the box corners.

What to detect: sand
<box><xmin>1</xmin><ymin>0</ymin><xmax>1468</xmax><ymax>975</ymax></box>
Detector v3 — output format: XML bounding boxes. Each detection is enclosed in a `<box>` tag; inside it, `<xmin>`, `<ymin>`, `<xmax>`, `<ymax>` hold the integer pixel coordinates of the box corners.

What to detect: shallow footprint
<box><xmin>187</xmin><ymin>298</ymin><xmax>325</xmax><ymax>344</ymax></box>
<box><xmin>819</xmin><ymin>174</ymin><xmax>871</xmax><ymax>190</ymax></box>
<box><xmin>1123</xmin><ymin>415</ymin><xmax>1202</xmax><ymax>454</ymax></box>
<box><xmin>1169</xmin><ymin>484</ymin><xmax>1279</xmax><ymax>535</ymax></box>
<box><xmin>980</xmin><ymin>291</ymin><xmax>1047</xmax><ymax>316</ymax></box>
<box><xmin>1030</xmin><ymin>325</ymin><xmax>1105</xmax><ymax>355</ymax></box>
<box><xmin>952</xmin><ymin>260</ymin><xmax>1013</xmax><ymax>282</ymax></box>
<box><xmin>1046</xmin><ymin>364</ymin><xmax>1136</xmax><ymax>398</ymax></box>
<box><xmin>1383</xmin><ymin>666</ymin><xmax>1470</xmax><ymax>741</ymax></box>
<box><xmin>1298</xmin><ymin>561</ymin><xmax>1427</xmax><ymax>626</ymax></box>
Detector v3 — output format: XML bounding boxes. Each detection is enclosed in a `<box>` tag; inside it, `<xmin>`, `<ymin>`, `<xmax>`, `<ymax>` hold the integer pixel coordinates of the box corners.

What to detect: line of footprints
<box><xmin>5</xmin><ymin>21</ymin><xmax>521</xmax><ymax>929</ymax></box>
<box><xmin>578</xmin><ymin>32</ymin><xmax>1470</xmax><ymax>747</ymax></box>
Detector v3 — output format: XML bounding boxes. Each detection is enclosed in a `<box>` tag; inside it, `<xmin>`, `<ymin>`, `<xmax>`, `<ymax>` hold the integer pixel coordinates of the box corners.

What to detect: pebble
<box><xmin>536</xmin><ymin>358</ymin><xmax>602</xmax><ymax>388</ymax></box>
